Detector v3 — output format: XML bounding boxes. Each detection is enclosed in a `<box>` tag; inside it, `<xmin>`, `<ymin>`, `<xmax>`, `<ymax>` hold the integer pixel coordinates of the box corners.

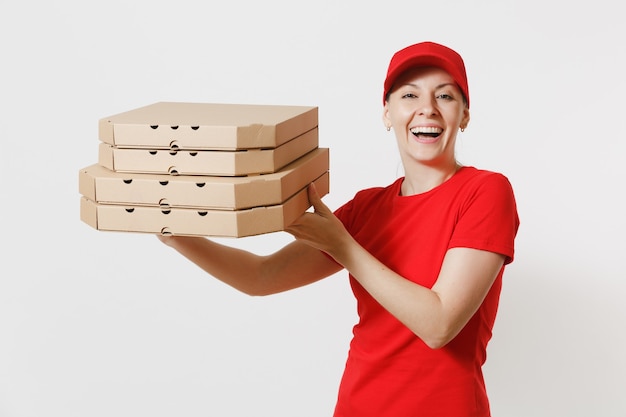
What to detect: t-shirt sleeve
<box><xmin>449</xmin><ymin>173</ymin><xmax>520</xmax><ymax>264</ymax></box>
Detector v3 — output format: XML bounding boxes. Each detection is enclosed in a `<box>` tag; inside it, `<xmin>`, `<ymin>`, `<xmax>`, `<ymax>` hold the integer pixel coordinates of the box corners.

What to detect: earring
<box><xmin>460</xmin><ymin>128</ymin><xmax>465</xmax><ymax>132</ymax></box>
<box><xmin>386</xmin><ymin>126</ymin><xmax>391</xmax><ymax>131</ymax></box>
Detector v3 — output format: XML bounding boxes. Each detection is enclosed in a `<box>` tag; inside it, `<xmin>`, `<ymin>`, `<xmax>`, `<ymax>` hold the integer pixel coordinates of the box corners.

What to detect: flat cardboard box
<box><xmin>80</xmin><ymin>172</ymin><xmax>329</xmax><ymax>238</ymax></box>
<box><xmin>80</xmin><ymin>148</ymin><xmax>329</xmax><ymax>209</ymax></box>
<box><xmin>98</xmin><ymin>128</ymin><xmax>318</xmax><ymax>176</ymax></box>
<box><xmin>99</xmin><ymin>102</ymin><xmax>318</xmax><ymax>150</ymax></box>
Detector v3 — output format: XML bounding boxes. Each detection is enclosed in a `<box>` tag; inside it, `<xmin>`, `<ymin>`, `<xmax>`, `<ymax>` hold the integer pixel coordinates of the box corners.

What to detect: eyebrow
<box><xmin>402</xmin><ymin>82</ymin><xmax>457</xmax><ymax>90</ymax></box>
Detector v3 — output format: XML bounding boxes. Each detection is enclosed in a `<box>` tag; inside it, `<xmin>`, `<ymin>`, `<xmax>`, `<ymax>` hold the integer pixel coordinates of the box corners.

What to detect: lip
<box><xmin>410</xmin><ymin>123</ymin><xmax>442</xmax><ymax>130</ymax></box>
<box><xmin>411</xmin><ymin>133</ymin><xmax>441</xmax><ymax>144</ymax></box>
<box><xmin>410</xmin><ymin>125</ymin><xmax>443</xmax><ymax>144</ymax></box>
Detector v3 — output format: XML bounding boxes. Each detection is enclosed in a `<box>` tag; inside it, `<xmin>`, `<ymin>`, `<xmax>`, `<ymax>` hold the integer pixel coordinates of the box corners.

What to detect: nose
<box><xmin>417</xmin><ymin>95</ymin><xmax>437</xmax><ymax>116</ymax></box>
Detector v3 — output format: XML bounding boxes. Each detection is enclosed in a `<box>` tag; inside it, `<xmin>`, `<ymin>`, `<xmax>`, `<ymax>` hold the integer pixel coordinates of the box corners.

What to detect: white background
<box><xmin>1</xmin><ymin>1</ymin><xmax>624</xmax><ymax>416</ymax></box>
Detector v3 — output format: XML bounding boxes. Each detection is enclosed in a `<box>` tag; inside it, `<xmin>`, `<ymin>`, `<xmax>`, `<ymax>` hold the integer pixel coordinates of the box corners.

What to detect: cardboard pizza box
<box><xmin>98</xmin><ymin>127</ymin><xmax>318</xmax><ymax>176</ymax></box>
<box><xmin>99</xmin><ymin>102</ymin><xmax>318</xmax><ymax>150</ymax></box>
<box><xmin>79</xmin><ymin>148</ymin><xmax>329</xmax><ymax>210</ymax></box>
<box><xmin>80</xmin><ymin>172</ymin><xmax>329</xmax><ymax>238</ymax></box>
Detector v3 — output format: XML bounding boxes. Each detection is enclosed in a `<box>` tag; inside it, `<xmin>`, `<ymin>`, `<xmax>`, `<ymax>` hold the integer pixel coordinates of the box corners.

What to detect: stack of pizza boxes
<box><xmin>79</xmin><ymin>102</ymin><xmax>329</xmax><ymax>238</ymax></box>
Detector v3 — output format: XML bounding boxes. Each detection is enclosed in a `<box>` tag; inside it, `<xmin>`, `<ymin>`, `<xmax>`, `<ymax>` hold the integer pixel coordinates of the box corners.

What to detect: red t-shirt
<box><xmin>332</xmin><ymin>167</ymin><xmax>519</xmax><ymax>417</ymax></box>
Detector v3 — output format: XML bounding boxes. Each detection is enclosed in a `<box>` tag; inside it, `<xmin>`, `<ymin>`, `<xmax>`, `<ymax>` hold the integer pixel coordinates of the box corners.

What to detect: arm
<box><xmin>337</xmin><ymin>243</ymin><xmax>504</xmax><ymax>349</ymax></box>
<box><xmin>157</xmin><ymin>234</ymin><xmax>342</xmax><ymax>296</ymax></box>
<box><xmin>286</xmin><ymin>184</ymin><xmax>505</xmax><ymax>349</ymax></box>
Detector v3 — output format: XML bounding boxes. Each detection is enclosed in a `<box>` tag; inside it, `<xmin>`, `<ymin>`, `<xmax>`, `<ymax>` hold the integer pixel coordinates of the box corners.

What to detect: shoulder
<box><xmin>449</xmin><ymin>167</ymin><xmax>520</xmax><ymax>263</ymax></box>
<box><xmin>348</xmin><ymin>177</ymin><xmax>402</xmax><ymax>204</ymax></box>
<box><xmin>454</xmin><ymin>166</ymin><xmax>516</xmax><ymax>198</ymax></box>
<box><xmin>448</xmin><ymin>167</ymin><xmax>519</xmax><ymax>227</ymax></box>
<box><xmin>333</xmin><ymin>178</ymin><xmax>402</xmax><ymax>221</ymax></box>
<box><xmin>459</xmin><ymin>166</ymin><xmax>512</xmax><ymax>185</ymax></box>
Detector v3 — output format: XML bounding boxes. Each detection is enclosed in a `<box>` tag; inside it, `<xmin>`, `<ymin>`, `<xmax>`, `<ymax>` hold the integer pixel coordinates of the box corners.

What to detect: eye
<box><xmin>437</xmin><ymin>93</ymin><xmax>453</xmax><ymax>100</ymax></box>
<box><xmin>401</xmin><ymin>93</ymin><xmax>418</xmax><ymax>99</ymax></box>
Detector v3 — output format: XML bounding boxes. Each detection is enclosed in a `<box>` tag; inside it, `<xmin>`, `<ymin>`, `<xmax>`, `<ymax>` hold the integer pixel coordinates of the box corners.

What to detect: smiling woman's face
<box><xmin>383</xmin><ymin>66</ymin><xmax>470</xmax><ymax>169</ymax></box>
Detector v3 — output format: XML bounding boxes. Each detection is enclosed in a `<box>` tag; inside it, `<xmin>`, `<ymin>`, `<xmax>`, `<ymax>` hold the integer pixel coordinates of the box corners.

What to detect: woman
<box><xmin>158</xmin><ymin>41</ymin><xmax>520</xmax><ymax>416</ymax></box>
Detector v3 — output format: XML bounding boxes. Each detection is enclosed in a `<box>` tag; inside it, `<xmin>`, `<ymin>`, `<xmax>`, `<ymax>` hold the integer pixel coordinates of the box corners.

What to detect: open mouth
<box><xmin>410</xmin><ymin>126</ymin><xmax>443</xmax><ymax>139</ymax></box>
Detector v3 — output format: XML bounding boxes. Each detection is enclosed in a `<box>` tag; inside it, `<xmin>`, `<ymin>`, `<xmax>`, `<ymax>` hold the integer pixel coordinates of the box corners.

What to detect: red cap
<box><xmin>383</xmin><ymin>41</ymin><xmax>469</xmax><ymax>108</ymax></box>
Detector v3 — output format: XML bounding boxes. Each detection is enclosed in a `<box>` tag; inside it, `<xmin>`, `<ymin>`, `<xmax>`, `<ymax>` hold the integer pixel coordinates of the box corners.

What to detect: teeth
<box><xmin>410</xmin><ymin>126</ymin><xmax>443</xmax><ymax>134</ymax></box>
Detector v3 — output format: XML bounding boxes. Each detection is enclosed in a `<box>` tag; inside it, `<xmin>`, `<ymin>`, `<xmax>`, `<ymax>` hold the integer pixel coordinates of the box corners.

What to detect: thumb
<box><xmin>307</xmin><ymin>182</ymin><xmax>330</xmax><ymax>215</ymax></box>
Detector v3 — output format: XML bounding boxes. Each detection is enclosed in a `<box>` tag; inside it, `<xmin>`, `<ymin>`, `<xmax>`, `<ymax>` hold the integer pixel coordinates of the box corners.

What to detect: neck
<box><xmin>400</xmin><ymin>161</ymin><xmax>461</xmax><ymax>196</ymax></box>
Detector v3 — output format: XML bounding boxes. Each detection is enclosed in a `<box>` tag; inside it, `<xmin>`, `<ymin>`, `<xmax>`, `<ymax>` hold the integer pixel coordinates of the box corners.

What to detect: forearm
<box><xmin>334</xmin><ymin>241</ymin><xmax>447</xmax><ymax>346</ymax></box>
<box><xmin>332</xmin><ymin>239</ymin><xmax>503</xmax><ymax>349</ymax></box>
<box><xmin>159</xmin><ymin>236</ymin><xmax>268</xmax><ymax>295</ymax></box>
<box><xmin>158</xmin><ymin>235</ymin><xmax>340</xmax><ymax>296</ymax></box>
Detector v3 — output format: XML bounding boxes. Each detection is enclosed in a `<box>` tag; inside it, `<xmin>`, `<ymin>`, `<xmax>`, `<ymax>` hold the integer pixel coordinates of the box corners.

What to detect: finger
<box><xmin>308</xmin><ymin>183</ymin><xmax>330</xmax><ymax>215</ymax></box>
<box><xmin>307</xmin><ymin>182</ymin><xmax>319</xmax><ymax>202</ymax></box>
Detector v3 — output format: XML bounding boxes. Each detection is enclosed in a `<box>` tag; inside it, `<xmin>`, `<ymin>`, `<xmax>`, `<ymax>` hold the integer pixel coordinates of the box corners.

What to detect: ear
<box><xmin>460</xmin><ymin>107</ymin><xmax>470</xmax><ymax>130</ymax></box>
<box><xmin>382</xmin><ymin>102</ymin><xmax>392</xmax><ymax>130</ymax></box>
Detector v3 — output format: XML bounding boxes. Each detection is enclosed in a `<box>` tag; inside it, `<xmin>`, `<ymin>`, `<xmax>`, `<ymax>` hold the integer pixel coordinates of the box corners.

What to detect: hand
<box><xmin>285</xmin><ymin>183</ymin><xmax>353</xmax><ymax>261</ymax></box>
